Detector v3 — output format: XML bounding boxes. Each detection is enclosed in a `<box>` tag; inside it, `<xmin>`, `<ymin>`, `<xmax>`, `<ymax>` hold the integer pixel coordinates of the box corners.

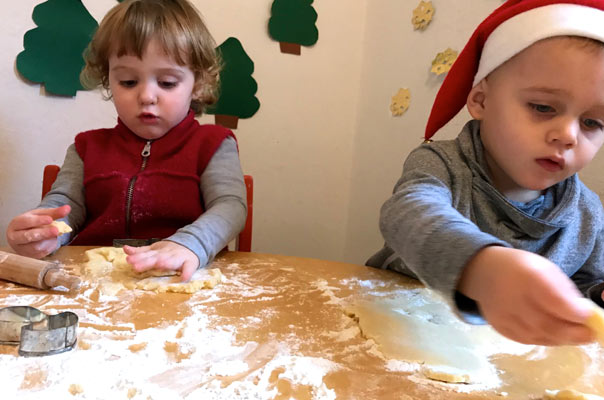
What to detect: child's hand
<box><xmin>457</xmin><ymin>246</ymin><xmax>594</xmax><ymax>346</ymax></box>
<box><xmin>5</xmin><ymin>205</ymin><xmax>71</xmax><ymax>259</ymax></box>
<box><xmin>123</xmin><ymin>241</ymin><xmax>199</xmax><ymax>282</ymax></box>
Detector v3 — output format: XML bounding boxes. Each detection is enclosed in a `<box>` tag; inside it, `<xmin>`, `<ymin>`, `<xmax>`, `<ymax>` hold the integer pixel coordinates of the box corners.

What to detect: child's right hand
<box><xmin>457</xmin><ymin>246</ymin><xmax>594</xmax><ymax>346</ymax></box>
<box><xmin>5</xmin><ymin>205</ymin><xmax>71</xmax><ymax>259</ymax></box>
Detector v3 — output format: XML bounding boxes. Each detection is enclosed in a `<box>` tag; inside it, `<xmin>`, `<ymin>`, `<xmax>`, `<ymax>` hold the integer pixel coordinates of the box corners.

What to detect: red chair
<box><xmin>42</xmin><ymin>165</ymin><xmax>253</xmax><ymax>252</ymax></box>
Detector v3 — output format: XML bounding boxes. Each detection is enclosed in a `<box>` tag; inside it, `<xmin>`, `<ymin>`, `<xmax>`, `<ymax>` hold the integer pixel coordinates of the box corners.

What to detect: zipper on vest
<box><xmin>125</xmin><ymin>140</ymin><xmax>152</xmax><ymax>236</ymax></box>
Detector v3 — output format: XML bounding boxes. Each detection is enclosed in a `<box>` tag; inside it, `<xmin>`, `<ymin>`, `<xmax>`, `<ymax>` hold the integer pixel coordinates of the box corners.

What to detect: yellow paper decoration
<box><xmin>390</xmin><ymin>88</ymin><xmax>411</xmax><ymax>117</ymax></box>
<box><xmin>431</xmin><ymin>48</ymin><xmax>458</xmax><ymax>75</ymax></box>
<box><xmin>412</xmin><ymin>1</ymin><xmax>435</xmax><ymax>31</ymax></box>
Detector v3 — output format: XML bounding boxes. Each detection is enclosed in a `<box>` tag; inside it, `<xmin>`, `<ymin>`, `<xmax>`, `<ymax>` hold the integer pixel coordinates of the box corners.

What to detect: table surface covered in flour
<box><xmin>0</xmin><ymin>246</ymin><xmax>603</xmax><ymax>400</ymax></box>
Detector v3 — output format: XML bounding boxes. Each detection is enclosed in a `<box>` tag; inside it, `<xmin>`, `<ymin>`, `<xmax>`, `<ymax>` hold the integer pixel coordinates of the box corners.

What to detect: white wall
<box><xmin>342</xmin><ymin>0</ymin><xmax>503</xmax><ymax>263</ymax></box>
<box><xmin>2</xmin><ymin>1</ymin><xmax>603</xmax><ymax>265</ymax></box>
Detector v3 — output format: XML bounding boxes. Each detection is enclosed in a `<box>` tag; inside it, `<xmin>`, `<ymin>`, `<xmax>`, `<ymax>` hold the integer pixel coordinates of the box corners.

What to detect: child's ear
<box><xmin>466</xmin><ymin>79</ymin><xmax>488</xmax><ymax>120</ymax></box>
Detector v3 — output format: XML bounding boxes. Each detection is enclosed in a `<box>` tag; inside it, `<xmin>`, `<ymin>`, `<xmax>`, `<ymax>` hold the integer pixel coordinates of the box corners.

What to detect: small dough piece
<box><xmin>584</xmin><ymin>300</ymin><xmax>604</xmax><ymax>345</ymax></box>
<box><xmin>68</xmin><ymin>384</ymin><xmax>83</xmax><ymax>395</ymax></box>
<box><xmin>544</xmin><ymin>389</ymin><xmax>604</xmax><ymax>400</ymax></box>
<box><xmin>422</xmin><ymin>365</ymin><xmax>471</xmax><ymax>384</ymax></box>
<box><xmin>51</xmin><ymin>220</ymin><xmax>72</xmax><ymax>235</ymax></box>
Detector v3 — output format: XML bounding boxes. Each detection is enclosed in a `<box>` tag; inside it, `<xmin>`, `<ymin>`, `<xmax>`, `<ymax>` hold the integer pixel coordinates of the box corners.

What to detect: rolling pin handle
<box><xmin>43</xmin><ymin>269</ymin><xmax>82</xmax><ymax>292</ymax></box>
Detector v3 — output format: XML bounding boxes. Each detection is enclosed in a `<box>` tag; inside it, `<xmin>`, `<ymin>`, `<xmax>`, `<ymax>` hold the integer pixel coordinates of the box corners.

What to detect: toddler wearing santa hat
<box><xmin>367</xmin><ymin>0</ymin><xmax>604</xmax><ymax>346</ymax></box>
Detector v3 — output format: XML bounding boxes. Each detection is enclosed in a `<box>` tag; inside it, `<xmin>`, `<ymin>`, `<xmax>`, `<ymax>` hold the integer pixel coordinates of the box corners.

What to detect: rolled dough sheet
<box><xmin>83</xmin><ymin>247</ymin><xmax>223</xmax><ymax>295</ymax></box>
<box><xmin>346</xmin><ymin>289</ymin><xmax>531</xmax><ymax>384</ymax></box>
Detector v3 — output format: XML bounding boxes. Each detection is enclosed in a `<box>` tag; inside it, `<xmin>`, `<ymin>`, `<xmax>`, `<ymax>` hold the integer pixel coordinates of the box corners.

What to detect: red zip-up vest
<box><xmin>71</xmin><ymin>111</ymin><xmax>234</xmax><ymax>245</ymax></box>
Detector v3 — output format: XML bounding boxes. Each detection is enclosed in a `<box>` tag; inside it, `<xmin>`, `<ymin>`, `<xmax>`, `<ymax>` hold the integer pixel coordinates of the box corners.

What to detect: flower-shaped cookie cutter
<box><xmin>0</xmin><ymin>306</ymin><xmax>78</xmax><ymax>356</ymax></box>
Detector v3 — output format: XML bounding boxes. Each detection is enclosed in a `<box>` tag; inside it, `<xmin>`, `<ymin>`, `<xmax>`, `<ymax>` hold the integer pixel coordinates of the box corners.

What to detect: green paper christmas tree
<box><xmin>268</xmin><ymin>0</ymin><xmax>318</xmax><ymax>55</ymax></box>
<box><xmin>206</xmin><ymin>37</ymin><xmax>260</xmax><ymax>129</ymax></box>
<box><xmin>16</xmin><ymin>0</ymin><xmax>98</xmax><ymax>97</ymax></box>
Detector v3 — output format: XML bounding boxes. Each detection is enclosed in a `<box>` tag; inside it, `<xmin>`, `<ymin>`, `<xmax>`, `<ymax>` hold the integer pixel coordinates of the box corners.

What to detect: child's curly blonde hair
<box><xmin>81</xmin><ymin>0</ymin><xmax>220</xmax><ymax>115</ymax></box>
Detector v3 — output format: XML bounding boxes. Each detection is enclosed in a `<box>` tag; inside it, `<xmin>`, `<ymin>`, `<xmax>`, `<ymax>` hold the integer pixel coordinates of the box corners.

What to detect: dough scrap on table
<box><xmin>421</xmin><ymin>365</ymin><xmax>471</xmax><ymax>384</ymax></box>
<box><xmin>544</xmin><ymin>389</ymin><xmax>604</xmax><ymax>400</ymax></box>
<box><xmin>584</xmin><ymin>299</ymin><xmax>604</xmax><ymax>346</ymax></box>
<box><xmin>50</xmin><ymin>220</ymin><xmax>72</xmax><ymax>235</ymax></box>
<box><xmin>83</xmin><ymin>247</ymin><xmax>223</xmax><ymax>295</ymax></box>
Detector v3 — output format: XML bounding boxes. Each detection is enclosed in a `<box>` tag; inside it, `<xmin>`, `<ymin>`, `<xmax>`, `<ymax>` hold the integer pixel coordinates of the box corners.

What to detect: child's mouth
<box><xmin>536</xmin><ymin>158</ymin><xmax>563</xmax><ymax>172</ymax></box>
<box><xmin>138</xmin><ymin>113</ymin><xmax>159</xmax><ymax>123</ymax></box>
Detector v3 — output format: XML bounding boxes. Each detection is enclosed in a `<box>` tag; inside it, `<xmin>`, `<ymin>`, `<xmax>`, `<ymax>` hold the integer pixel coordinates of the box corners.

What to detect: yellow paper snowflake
<box><xmin>412</xmin><ymin>1</ymin><xmax>435</xmax><ymax>31</ymax></box>
<box><xmin>390</xmin><ymin>88</ymin><xmax>411</xmax><ymax>117</ymax></box>
<box><xmin>431</xmin><ymin>48</ymin><xmax>458</xmax><ymax>75</ymax></box>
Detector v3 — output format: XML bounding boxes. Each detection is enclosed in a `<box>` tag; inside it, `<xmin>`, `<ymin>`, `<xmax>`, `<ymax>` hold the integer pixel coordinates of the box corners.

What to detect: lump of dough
<box><xmin>83</xmin><ymin>246</ymin><xmax>223</xmax><ymax>295</ymax></box>
<box><xmin>544</xmin><ymin>389</ymin><xmax>604</xmax><ymax>400</ymax></box>
<box><xmin>50</xmin><ymin>220</ymin><xmax>72</xmax><ymax>235</ymax></box>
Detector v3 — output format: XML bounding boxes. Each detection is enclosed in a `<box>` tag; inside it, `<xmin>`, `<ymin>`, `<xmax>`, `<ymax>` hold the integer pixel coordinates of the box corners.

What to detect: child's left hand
<box><xmin>123</xmin><ymin>241</ymin><xmax>199</xmax><ymax>281</ymax></box>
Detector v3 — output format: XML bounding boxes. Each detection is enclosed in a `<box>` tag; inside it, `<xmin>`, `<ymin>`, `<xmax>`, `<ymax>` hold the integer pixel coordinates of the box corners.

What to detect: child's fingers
<box><xmin>12</xmin><ymin>238</ymin><xmax>58</xmax><ymax>259</ymax></box>
<box><xmin>7</xmin><ymin>225</ymin><xmax>58</xmax><ymax>245</ymax></box>
<box><xmin>180</xmin><ymin>260</ymin><xmax>198</xmax><ymax>282</ymax></box>
<box><xmin>531</xmin><ymin>278</ymin><xmax>591</xmax><ymax>325</ymax></box>
<box><xmin>47</xmin><ymin>205</ymin><xmax>71</xmax><ymax>220</ymax></box>
<box><xmin>127</xmin><ymin>251</ymin><xmax>160</xmax><ymax>272</ymax></box>
<box><xmin>123</xmin><ymin>244</ymin><xmax>150</xmax><ymax>255</ymax></box>
<box><xmin>9</xmin><ymin>214</ymin><xmax>54</xmax><ymax>232</ymax></box>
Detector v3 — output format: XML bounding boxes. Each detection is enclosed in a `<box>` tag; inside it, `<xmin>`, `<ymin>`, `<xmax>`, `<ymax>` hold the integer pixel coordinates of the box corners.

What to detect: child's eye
<box><xmin>582</xmin><ymin>118</ymin><xmax>604</xmax><ymax>131</ymax></box>
<box><xmin>159</xmin><ymin>81</ymin><xmax>178</xmax><ymax>89</ymax></box>
<box><xmin>120</xmin><ymin>80</ymin><xmax>137</xmax><ymax>88</ymax></box>
<box><xmin>528</xmin><ymin>103</ymin><xmax>555</xmax><ymax>114</ymax></box>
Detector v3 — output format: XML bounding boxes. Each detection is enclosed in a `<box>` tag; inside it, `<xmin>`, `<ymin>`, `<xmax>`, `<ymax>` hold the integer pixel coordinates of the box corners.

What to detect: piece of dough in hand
<box><xmin>584</xmin><ymin>300</ymin><xmax>604</xmax><ymax>346</ymax></box>
<box><xmin>51</xmin><ymin>220</ymin><xmax>72</xmax><ymax>235</ymax></box>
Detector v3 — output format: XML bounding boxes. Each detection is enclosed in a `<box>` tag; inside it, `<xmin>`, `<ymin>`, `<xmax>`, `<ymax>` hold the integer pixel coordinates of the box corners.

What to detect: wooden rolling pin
<box><xmin>0</xmin><ymin>250</ymin><xmax>81</xmax><ymax>292</ymax></box>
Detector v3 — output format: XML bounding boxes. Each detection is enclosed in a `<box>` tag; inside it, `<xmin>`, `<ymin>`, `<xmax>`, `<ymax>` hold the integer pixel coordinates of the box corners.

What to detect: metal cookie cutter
<box><xmin>0</xmin><ymin>306</ymin><xmax>78</xmax><ymax>356</ymax></box>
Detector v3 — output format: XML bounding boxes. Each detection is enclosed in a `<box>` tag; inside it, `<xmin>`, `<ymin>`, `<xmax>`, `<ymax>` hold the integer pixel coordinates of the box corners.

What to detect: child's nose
<box><xmin>547</xmin><ymin>121</ymin><xmax>579</xmax><ymax>149</ymax></box>
<box><xmin>138</xmin><ymin>83</ymin><xmax>157</xmax><ymax>105</ymax></box>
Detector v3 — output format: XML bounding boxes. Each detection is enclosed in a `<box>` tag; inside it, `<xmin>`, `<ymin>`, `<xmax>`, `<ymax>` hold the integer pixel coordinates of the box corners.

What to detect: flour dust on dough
<box><xmin>346</xmin><ymin>288</ymin><xmax>532</xmax><ymax>385</ymax></box>
<box><xmin>84</xmin><ymin>247</ymin><xmax>223</xmax><ymax>295</ymax></box>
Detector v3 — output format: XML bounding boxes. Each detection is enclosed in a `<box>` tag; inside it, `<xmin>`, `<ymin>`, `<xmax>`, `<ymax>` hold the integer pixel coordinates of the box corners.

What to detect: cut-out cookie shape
<box><xmin>0</xmin><ymin>306</ymin><xmax>78</xmax><ymax>356</ymax></box>
<box><xmin>390</xmin><ymin>88</ymin><xmax>411</xmax><ymax>116</ymax></box>
<box><xmin>412</xmin><ymin>1</ymin><xmax>435</xmax><ymax>31</ymax></box>
<box><xmin>431</xmin><ymin>48</ymin><xmax>458</xmax><ymax>75</ymax></box>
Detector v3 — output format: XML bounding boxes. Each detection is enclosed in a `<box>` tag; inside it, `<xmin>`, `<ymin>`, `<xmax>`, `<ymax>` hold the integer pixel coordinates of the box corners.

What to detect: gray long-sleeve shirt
<box><xmin>367</xmin><ymin>120</ymin><xmax>604</xmax><ymax>321</ymax></box>
<box><xmin>39</xmin><ymin>136</ymin><xmax>246</xmax><ymax>268</ymax></box>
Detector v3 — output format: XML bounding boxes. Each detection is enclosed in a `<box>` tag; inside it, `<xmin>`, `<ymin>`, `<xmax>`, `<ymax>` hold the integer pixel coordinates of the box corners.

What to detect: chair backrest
<box><xmin>42</xmin><ymin>165</ymin><xmax>253</xmax><ymax>252</ymax></box>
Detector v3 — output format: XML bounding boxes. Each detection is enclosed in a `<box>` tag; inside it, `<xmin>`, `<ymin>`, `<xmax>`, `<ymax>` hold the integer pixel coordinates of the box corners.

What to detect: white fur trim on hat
<box><xmin>473</xmin><ymin>4</ymin><xmax>604</xmax><ymax>86</ymax></box>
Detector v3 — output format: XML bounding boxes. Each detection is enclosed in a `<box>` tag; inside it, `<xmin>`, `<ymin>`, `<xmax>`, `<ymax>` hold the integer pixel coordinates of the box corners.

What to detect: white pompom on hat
<box><xmin>424</xmin><ymin>0</ymin><xmax>604</xmax><ymax>141</ymax></box>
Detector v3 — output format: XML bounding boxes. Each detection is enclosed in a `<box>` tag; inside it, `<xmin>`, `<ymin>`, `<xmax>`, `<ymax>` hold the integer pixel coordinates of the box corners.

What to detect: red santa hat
<box><xmin>424</xmin><ymin>0</ymin><xmax>604</xmax><ymax>141</ymax></box>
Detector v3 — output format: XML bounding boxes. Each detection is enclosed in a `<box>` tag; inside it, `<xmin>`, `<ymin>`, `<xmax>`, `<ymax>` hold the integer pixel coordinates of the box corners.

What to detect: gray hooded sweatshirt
<box><xmin>367</xmin><ymin>120</ymin><xmax>604</xmax><ymax>322</ymax></box>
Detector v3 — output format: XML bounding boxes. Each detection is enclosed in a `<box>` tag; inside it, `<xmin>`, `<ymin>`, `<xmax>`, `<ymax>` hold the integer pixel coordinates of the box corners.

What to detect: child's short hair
<box><xmin>81</xmin><ymin>0</ymin><xmax>220</xmax><ymax>115</ymax></box>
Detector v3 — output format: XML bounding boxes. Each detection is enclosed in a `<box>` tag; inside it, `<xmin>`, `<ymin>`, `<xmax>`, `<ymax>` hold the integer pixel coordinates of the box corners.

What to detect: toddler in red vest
<box><xmin>6</xmin><ymin>0</ymin><xmax>247</xmax><ymax>281</ymax></box>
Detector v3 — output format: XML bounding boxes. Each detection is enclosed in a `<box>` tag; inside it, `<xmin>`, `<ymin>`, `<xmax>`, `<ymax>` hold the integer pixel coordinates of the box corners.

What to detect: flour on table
<box><xmin>84</xmin><ymin>247</ymin><xmax>223</xmax><ymax>295</ymax></box>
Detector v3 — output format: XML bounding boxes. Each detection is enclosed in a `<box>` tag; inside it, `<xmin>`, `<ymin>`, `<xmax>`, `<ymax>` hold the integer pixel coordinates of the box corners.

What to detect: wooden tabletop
<box><xmin>0</xmin><ymin>246</ymin><xmax>602</xmax><ymax>399</ymax></box>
